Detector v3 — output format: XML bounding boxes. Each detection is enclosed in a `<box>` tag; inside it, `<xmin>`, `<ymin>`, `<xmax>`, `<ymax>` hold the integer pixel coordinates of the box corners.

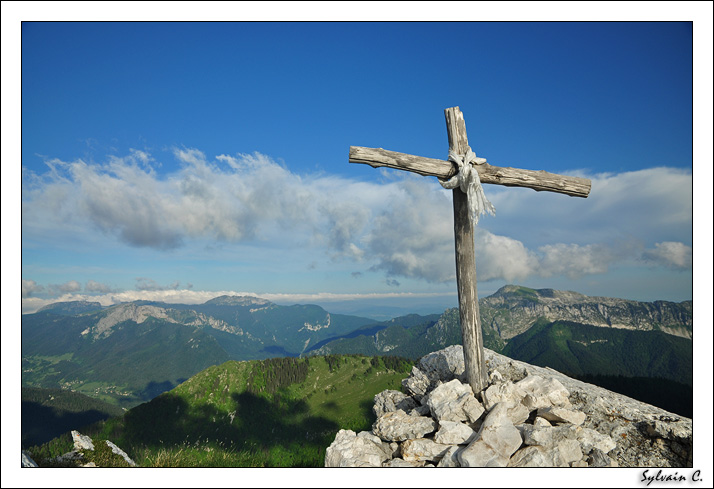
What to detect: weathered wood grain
<box><xmin>445</xmin><ymin>106</ymin><xmax>488</xmax><ymax>394</ymax></box>
<box><xmin>349</xmin><ymin>146</ymin><xmax>591</xmax><ymax>198</ymax></box>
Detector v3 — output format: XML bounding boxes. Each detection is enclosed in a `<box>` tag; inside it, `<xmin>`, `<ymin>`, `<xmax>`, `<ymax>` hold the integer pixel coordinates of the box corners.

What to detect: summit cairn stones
<box><xmin>373</xmin><ymin>390</ymin><xmax>419</xmax><ymax>418</ymax></box>
<box><xmin>324</xmin><ymin>429</ymin><xmax>395</xmax><ymax>467</ymax></box>
<box><xmin>372</xmin><ymin>410</ymin><xmax>437</xmax><ymax>442</ymax></box>
<box><xmin>324</xmin><ymin>345</ymin><xmax>692</xmax><ymax>468</ymax></box>
<box><xmin>425</xmin><ymin>379</ymin><xmax>484</xmax><ymax>423</ymax></box>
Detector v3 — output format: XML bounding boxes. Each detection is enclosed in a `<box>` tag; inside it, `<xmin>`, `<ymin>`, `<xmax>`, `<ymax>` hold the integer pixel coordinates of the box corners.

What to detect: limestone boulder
<box><xmin>382</xmin><ymin>458</ymin><xmax>425</xmax><ymax>467</ymax></box>
<box><xmin>426</xmin><ymin>379</ymin><xmax>484</xmax><ymax>423</ymax></box>
<box><xmin>72</xmin><ymin>430</ymin><xmax>95</xmax><ymax>451</ymax></box>
<box><xmin>21</xmin><ymin>450</ymin><xmax>38</xmax><ymax>467</ymax></box>
<box><xmin>481</xmin><ymin>381</ymin><xmax>527</xmax><ymax>410</ymax></box>
<box><xmin>105</xmin><ymin>440</ymin><xmax>137</xmax><ymax>467</ymax></box>
<box><xmin>373</xmin><ymin>389</ymin><xmax>419</xmax><ymax>418</ymax></box>
<box><xmin>436</xmin><ymin>445</ymin><xmax>464</xmax><ymax>467</ymax></box>
<box><xmin>537</xmin><ymin>406</ymin><xmax>587</xmax><ymax>426</ymax></box>
<box><xmin>324</xmin><ymin>429</ymin><xmax>393</xmax><ymax>467</ymax></box>
<box><xmin>433</xmin><ymin>420</ymin><xmax>477</xmax><ymax>445</ymax></box>
<box><xmin>476</xmin><ymin>402</ymin><xmax>523</xmax><ymax>460</ymax></box>
<box><xmin>457</xmin><ymin>439</ymin><xmax>510</xmax><ymax>467</ymax></box>
<box><xmin>416</xmin><ymin>344</ymin><xmax>466</xmax><ymax>385</ymax></box>
<box><xmin>516</xmin><ymin>375</ymin><xmax>571</xmax><ymax>410</ymax></box>
<box><xmin>401</xmin><ymin>438</ymin><xmax>452</xmax><ymax>463</ymax></box>
<box><xmin>402</xmin><ymin>366</ymin><xmax>431</xmax><ymax>398</ymax></box>
<box><xmin>508</xmin><ymin>445</ymin><xmax>570</xmax><ymax>467</ymax></box>
<box><xmin>372</xmin><ymin>409</ymin><xmax>437</xmax><ymax>442</ymax></box>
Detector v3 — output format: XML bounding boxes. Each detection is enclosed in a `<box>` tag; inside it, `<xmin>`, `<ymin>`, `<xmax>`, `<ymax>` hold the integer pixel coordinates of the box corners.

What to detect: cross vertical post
<box><xmin>348</xmin><ymin>106</ymin><xmax>591</xmax><ymax>397</ymax></box>
<box><xmin>445</xmin><ymin>107</ymin><xmax>488</xmax><ymax>394</ymax></box>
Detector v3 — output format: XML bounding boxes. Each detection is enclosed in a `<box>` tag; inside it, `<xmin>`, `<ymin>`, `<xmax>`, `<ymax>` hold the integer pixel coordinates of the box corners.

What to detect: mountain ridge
<box><xmin>22</xmin><ymin>286</ymin><xmax>692</xmax><ymax>408</ymax></box>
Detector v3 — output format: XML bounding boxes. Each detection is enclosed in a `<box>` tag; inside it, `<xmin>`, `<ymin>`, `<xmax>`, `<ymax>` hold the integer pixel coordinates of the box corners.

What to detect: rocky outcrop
<box><xmin>92</xmin><ymin>303</ymin><xmax>244</xmax><ymax>339</ymax></box>
<box><xmin>26</xmin><ymin>431</ymin><xmax>137</xmax><ymax>467</ymax></box>
<box><xmin>325</xmin><ymin>345</ymin><xmax>692</xmax><ymax>468</ymax></box>
<box><xmin>21</xmin><ymin>450</ymin><xmax>38</xmax><ymax>467</ymax></box>
<box><xmin>480</xmin><ymin>285</ymin><xmax>692</xmax><ymax>339</ymax></box>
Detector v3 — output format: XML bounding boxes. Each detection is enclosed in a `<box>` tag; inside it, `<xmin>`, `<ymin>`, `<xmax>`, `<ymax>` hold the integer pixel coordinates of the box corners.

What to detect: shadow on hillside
<box><xmin>117</xmin><ymin>390</ymin><xmax>339</xmax><ymax>466</ymax></box>
<box><xmin>359</xmin><ymin>398</ymin><xmax>377</xmax><ymax>426</ymax></box>
<box><xmin>139</xmin><ymin>379</ymin><xmax>187</xmax><ymax>401</ymax></box>
<box><xmin>22</xmin><ymin>402</ymin><xmax>113</xmax><ymax>448</ymax></box>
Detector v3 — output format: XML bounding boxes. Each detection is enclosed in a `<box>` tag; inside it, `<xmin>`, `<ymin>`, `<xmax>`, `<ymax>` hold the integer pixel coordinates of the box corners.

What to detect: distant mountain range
<box><xmin>22</xmin><ymin>285</ymin><xmax>692</xmax><ymax>407</ymax></box>
<box><xmin>480</xmin><ymin>285</ymin><xmax>692</xmax><ymax>340</ymax></box>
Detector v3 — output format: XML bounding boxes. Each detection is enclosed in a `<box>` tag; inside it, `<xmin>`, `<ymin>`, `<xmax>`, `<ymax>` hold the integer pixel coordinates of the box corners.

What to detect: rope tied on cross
<box><xmin>439</xmin><ymin>146</ymin><xmax>496</xmax><ymax>225</ymax></box>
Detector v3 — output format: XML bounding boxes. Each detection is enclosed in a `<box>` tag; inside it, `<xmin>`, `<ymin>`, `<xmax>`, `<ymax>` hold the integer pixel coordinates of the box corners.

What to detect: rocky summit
<box><xmin>325</xmin><ymin>345</ymin><xmax>692</xmax><ymax>468</ymax></box>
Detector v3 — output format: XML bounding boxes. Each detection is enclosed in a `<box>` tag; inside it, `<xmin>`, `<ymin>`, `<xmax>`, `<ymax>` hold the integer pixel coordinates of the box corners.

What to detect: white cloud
<box><xmin>643</xmin><ymin>241</ymin><xmax>693</xmax><ymax>270</ymax></box>
<box><xmin>476</xmin><ymin>231</ymin><xmax>539</xmax><ymax>282</ymax></box>
<box><xmin>135</xmin><ymin>277</ymin><xmax>184</xmax><ymax>291</ymax></box>
<box><xmin>481</xmin><ymin>166</ymin><xmax>692</xmax><ymax>247</ymax></box>
<box><xmin>48</xmin><ymin>280</ymin><xmax>82</xmax><ymax>295</ymax></box>
<box><xmin>20</xmin><ymin>288</ymin><xmax>457</xmax><ymax>315</ymax></box>
<box><xmin>21</xmin><ymin>279</ymin><xmax>44</xmax><ymax>298</ymax></box>
<box><xmin>536</xmin><ymin>243</ymin><xmax>621</xmax><ymax>279</ymax></box>
<box><xmin>85</xmin><ymin>280</ymin><xmax>115</xmax><ymax>294</ymax></box>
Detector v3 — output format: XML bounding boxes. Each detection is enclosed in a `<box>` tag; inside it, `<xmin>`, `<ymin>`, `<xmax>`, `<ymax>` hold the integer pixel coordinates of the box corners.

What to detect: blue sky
<box><xmin>7</xmin><ymin>9</ymin><xmax>709</xmax><ymax>318</ymax></box>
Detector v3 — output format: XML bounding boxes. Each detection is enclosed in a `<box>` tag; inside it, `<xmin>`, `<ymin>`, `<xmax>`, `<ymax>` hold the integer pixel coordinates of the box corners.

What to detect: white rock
<box><xmin>409</xmin><ymin>404</ymin><xmax>432</xmax><ymax>417</ymax></box>
<box><xmin>533</xmin><ymin>417</ymin><xmax>552</xmax><ymax>428</ymax></box>
<box><xmin>372</xmin><ymin>409</ymin><xmax>437</xmax><ymax>442</ymax></box>
<box><xmin>557</xmin><ymin>438</ymin><xmax>583</xmax><ymax>465</ymax></box>
<box><xmin>382</xmin><ymin>458</ymin><xmax>425</xmax><ymax>467</ymax></box>
<box><xmin>537</xmin><ymin>406</ymin><xmax>587</xmax><ymax>426</ymax></box>
<box><xmin>508</xmin><ymin>445</ymin><xmax>569</xmax><ymax>467</ymax></box>
<box><xmin>434</xmin><ymin>420</ymin><xmax>477</xmax><ymax>445</ymax></box>
<box><xmin>489</xmin><ymin>369</ymin><xmax>504</xmax><ymax>384</ymax></box>
<box><xmin>356</xmin><ymin>431</ymin><xmax>396</xmax><ymax>459</ymax></box>
<box><xmin>324</xmin><ymin>429</ymin><xmax>393</xmax><ymax>467</ymax></box>
<box><xmin>457</xmin><ymin>439</ymin><xmax>510</xmax><ymax>467</ymax></box>
<box><xmin>417</xmin><ymin>344</ymin><xmax>466</xmax><ymax>384</ymax></box>
<box><xmin>516</xmin><ymin>375</ymin><xmax>571</xmax><ymax>410</ymax></box>
<box><xmin>400</xmin><ymin>438</ymin><xmax>452</xmax><ymax>463</ymax></box>
<box><xmin>576</xmin><ymin>427</ymin><xmax>617</xmax><ymax>454</ymax></box>
<box><xmin>436</xmin><ymin>445</ymin><xmax>464</xmax><ymax>467</ymax></box>
<box><xmin>588</xmin><ymin>448</ymin><xmax>619</xmax><ymax>467</ymax></box>
<box><xmin>402</xmin><ymin>366</ymin><xmax>431</xmax><ymax>398</ymax></box>
<box><xmin>482</xmin><ymin>381</ymin><xmax>527</xmax><ymax>410</ymax></box>
<box><xmin>71</xmin><ymin>430</ymin><xmax>95</xmax><ymax>451</ymax></box>
<box><xmin>373</xmin><ymin>390</ymin><xmax>419</xmax><ymax>418</ymax></box>
<box><xmin>505</xmin><ymin>402</ymin><xmax>530</xmax><ymax>425</ymax></box>
<box><xmin>105</xmin><ymin>440</ymin><xmax>136</xmax><ymax>467</ymax></box>
<box><xmin>21</xmin><ymin>450</ymin><xmax>38</xmax><ymax>467</ymax></box>
<box><xmin>477</xmin><ymin>403</ymin><xmax>523</xmax><ymax>460</ymax></box>
<box><xmin>426</xmin><ymin>379</ymin><xmax>484</xmax><ymax>423</ymax></box>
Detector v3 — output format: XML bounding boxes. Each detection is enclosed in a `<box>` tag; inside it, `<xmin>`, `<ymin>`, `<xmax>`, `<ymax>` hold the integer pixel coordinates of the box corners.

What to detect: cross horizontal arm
<box><xmin>349</xmin><ymin>146</ymin><xmax>591</xmax><ymax>198</ymax></box>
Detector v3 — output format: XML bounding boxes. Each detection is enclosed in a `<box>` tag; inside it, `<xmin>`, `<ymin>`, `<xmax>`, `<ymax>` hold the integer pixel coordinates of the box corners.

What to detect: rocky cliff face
<box><xmin>325</xmin><ymin>345</ymin><xmax>692</xmax><ymax>468</ymax></box>
<box><xmin>89</xmin><ymin>302</ymin><xmax>243</xmax><ymax>339</ymax></box>
<box><xmin>480</xmin><ymin>285</ymin><xmax>692</xmax><ymax>340</ymax></box>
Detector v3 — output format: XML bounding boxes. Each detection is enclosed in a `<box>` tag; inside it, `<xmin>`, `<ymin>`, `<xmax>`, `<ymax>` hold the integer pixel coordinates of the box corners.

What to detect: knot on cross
<box><xmin>439</xmin><ymin>146</ymin><xmax>496</xmax><ymax>225</ymax></box>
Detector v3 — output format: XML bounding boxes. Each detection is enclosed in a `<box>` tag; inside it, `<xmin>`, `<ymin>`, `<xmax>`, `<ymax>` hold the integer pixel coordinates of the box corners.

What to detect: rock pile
<box><xmin>325</xmin><ymin>345</ymin><xmax>692</xmax><ymax>467</ymax></box>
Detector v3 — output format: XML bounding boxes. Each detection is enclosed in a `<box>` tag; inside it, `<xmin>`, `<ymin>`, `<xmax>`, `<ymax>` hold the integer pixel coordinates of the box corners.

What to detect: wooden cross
<box><xmin>349</xmin><ymin>106</ymin><xmax>591</xmax><ymax>394</ymax></box>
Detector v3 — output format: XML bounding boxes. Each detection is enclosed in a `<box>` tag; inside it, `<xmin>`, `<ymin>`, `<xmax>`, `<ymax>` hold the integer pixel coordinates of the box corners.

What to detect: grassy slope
<box><xmin>30</xmin><ymin>355</ymin><xmax>412</xmax><ymax>467</ymax></box>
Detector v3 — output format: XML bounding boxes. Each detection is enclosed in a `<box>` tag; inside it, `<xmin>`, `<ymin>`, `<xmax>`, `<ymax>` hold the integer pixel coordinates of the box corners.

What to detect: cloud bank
<box><xmin>22</xmin><ymin>149</ymin><xmax>692</xmax><ymax>293</ymax></box>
